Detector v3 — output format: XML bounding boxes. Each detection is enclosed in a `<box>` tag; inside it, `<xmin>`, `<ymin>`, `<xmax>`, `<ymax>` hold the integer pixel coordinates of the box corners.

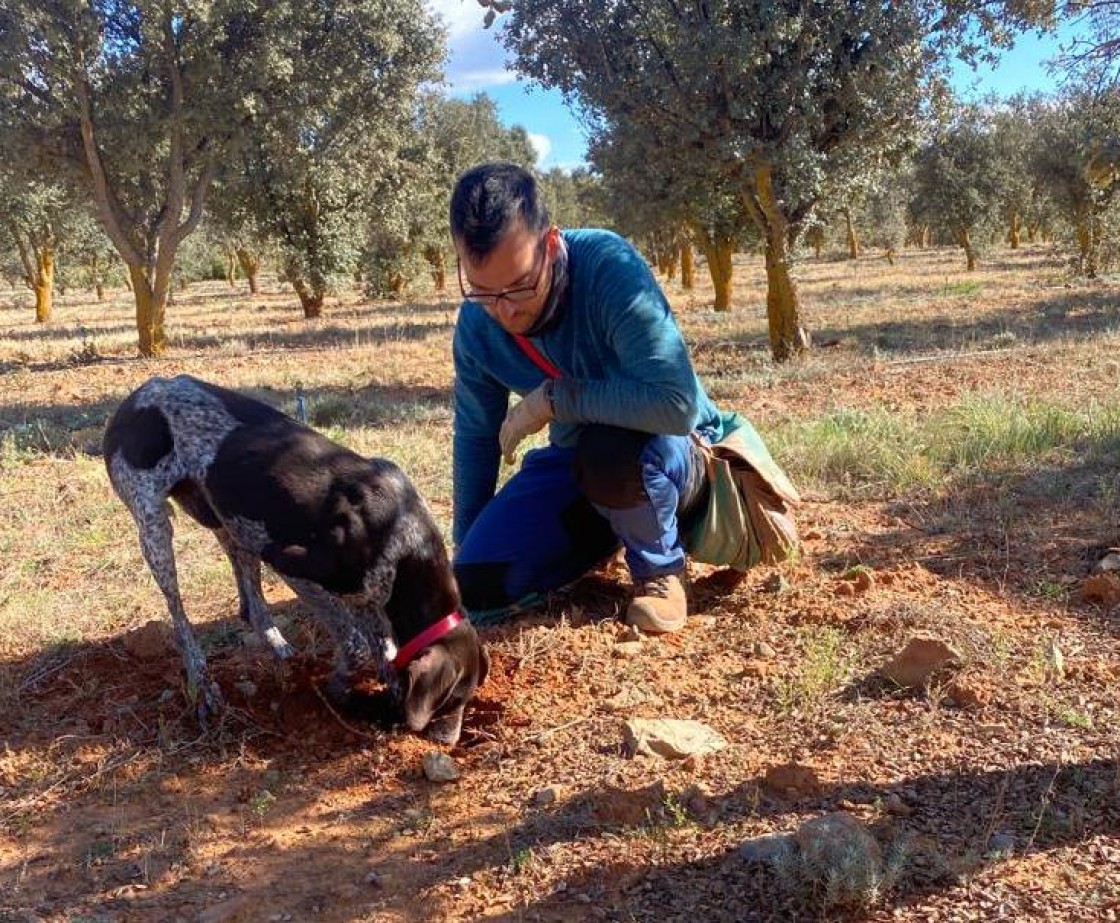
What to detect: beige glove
<box><xmin>499</xmin><ymin>381</ymin><xmax>554</xmax><ymax>464</ymax></box>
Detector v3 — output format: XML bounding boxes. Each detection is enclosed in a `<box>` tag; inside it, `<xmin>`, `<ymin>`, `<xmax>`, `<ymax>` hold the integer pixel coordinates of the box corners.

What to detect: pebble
<box><xmin>422</xmin><ymin>752</ymin><xmax>460</xmax><ymax>782</ymax></box>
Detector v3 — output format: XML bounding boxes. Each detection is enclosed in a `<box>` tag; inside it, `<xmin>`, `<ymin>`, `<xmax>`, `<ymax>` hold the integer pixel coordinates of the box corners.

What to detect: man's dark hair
<box><xmin>450</xmin><ymin>163</ymin><xmax>550</xmax><ymax>260</ymax></box>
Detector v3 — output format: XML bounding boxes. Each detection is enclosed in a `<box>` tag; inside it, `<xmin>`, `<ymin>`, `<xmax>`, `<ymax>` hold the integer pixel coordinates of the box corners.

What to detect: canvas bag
<box><xmin>686</xmin><ymin>412</ymin><xmax>801</xmax><ymax>570</ymax></box>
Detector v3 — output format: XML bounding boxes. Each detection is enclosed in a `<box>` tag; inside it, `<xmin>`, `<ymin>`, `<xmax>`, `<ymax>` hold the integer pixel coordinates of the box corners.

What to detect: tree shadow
<box><xmin>475</xmin><ymin>756</ymin><xmax>1118</xmax><ymax>922</ymax></box>
<box><xmin>813</xmin><ymin>290</ymin><xmax>1120</xmax><ymax>356</ymax></box>
<box><xmin>2</xmin><ymin>580</ymin><xmax>1116</xmax><ymax>921</ymax></box>
<box><xmin>826</xmin><ymin>431</ymin><xmax>1120</xmax><ymax>635</ymax></box>
<box><xmin>0</xmin><ymin>379</ymin><xmax>453</xmax><ymax>460</ymax></box>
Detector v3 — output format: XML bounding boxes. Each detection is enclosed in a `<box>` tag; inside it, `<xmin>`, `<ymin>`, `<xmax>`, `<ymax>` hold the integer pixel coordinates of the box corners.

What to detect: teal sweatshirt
<box><xmin>452</xmin><ymin>228</ymin><xmax>727</xmax><ymax>544</ymax></box>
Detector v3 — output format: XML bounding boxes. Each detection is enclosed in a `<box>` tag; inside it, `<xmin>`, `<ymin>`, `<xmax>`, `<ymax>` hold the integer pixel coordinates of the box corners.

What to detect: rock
<box><xmin>681</xmin><ymin>784</ymin><xmax>718</xmax><ymax>825</ymax></box>
<box><xmin>852</xmin><ymin>570</ymin><xmax>874</xmax><ymax>594</ymax></box>
<box><xmin>623</xmin><ymin>718</ymin><xmax>728</xmax><ymax>760</ymax></box>
<box><xmin>794</xmin><ymin>813</ymin><xmax>884</xmax><ymax>907</ymax></box>
<box><xmin>1082</xmin><ymin>573</ymin><xmax>1120</xmax><ymax>606</ymax></box>
<box><xmin>122</xmin><ymin>620</ymin><xmax>174</xmax><ymax>660</ymax></box>
<box><xmin>422</xmin><ymin>752</ymin><xmax>460</xmax><ymax>783</ymax></box>
<box><xmin>739</xmin><ymin>832</ymin><xmax>795</xmax><ymax>863</ymax></box>
<box><xmin>531</xmin><ymin>787</ymin><xmax>559</xmax><ymax>808</ymax></box>
<box><xmin>605</xmin><ymin>687</ymin><xmax>662</xmax><ymax>711</ymax></box>
<box><xmin>740</xmin><ymin>659</ymin><xmax>772</xmax><ymax>679</ymax></box>
<box><xmin>763</xmin><ymin>763</ymin><xmax>820</xmax><ymax>798</ymax></box>
<box><xmin>1095</xmin><ymin>550</ymin><xmax>1120</xmax><ymax>573</ymax></box>
<box><xmin>613</xmin><ymin>641</ymin><xmax>644</xmax><ymax>657</ymax></box>
<box><xmin>987</xmin><ymin>831</ymin><xmax>1016</xmax><ymax>856</ymax></box>
<box><xmin>752</xmin><ymin>641</ymin><xmax>777</xmax><ymax>658</ymax></box>
<box><xmin>881</xmin><ymin>636</ymin><xmax>962</xmax><ymax>689</ymax></box>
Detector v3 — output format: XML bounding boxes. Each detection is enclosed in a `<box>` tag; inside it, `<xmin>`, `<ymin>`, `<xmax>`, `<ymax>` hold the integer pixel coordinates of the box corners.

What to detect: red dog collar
<box><xmin>392</xmin><ymin>612</ymin><xmax>464</xmax><ymax>671</ymax></box>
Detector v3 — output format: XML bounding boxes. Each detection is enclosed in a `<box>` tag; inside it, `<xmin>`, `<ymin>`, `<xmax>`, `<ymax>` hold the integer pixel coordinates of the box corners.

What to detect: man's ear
<box><xmin>402</xmin><ymin>646</ymin><xmax>459</xmax><ymax>733</ymax></box>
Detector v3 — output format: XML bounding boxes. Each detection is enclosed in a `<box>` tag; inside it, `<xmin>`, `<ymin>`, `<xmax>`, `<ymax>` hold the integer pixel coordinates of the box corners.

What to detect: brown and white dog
<box><xmin>103</xmin><ymin>375</ymin><xmax>487</xmax><ymax>744</ymax></box>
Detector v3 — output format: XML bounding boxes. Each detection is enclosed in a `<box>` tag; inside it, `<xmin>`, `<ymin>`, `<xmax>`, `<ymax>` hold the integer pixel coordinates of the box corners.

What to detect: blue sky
<box><xmin>426</xmin><ymin>2</ymin><xmax>1083</xmax><ymax>171</ymax></box>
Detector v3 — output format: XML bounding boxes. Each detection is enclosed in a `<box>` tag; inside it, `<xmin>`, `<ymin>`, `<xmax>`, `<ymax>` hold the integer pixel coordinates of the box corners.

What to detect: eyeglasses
<box><xmin>457</xmin><ymin>236</ymin><xmax>549</xmax><ymax>309</ymax></box>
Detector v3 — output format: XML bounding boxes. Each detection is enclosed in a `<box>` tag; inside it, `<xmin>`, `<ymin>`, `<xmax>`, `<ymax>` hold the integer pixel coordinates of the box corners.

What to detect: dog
<box><xmin>103</xmin><ymin>374</ymin><xmax>487</xmax><ymax>744</ymax></box>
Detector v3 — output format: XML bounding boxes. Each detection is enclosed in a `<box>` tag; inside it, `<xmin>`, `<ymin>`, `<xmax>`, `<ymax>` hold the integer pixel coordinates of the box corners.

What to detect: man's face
<box><xmin>456</xmin><ymin>223</ymin><xmax>557</xmax><ymax>335</ymax></box>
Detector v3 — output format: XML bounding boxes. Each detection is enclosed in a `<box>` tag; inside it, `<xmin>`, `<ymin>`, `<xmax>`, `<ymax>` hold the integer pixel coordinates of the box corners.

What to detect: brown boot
<box><xmin>626</xmin><ymin>572</ymin><xmax>688</xmax><ymax>634</ymax></box>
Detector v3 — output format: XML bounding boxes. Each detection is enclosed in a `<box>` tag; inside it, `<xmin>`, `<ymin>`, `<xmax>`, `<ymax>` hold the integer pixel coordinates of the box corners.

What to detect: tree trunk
<box><xmin>291</xmin><ymin>275</ymin><xmax>324</xmax><ymax>318</ymax></box>
<box><xmin>690</xmin><ymin>228</ymin><xmax>735</xmax><ymax>312</ymax></box>
<box><xmin>236</xmin><ymin>247</ymin><xmax>261</xmax><ymax>295</ymax></box>
<box><xmin>956</xmin><ymin>228</ymin><xmax>977</xmax><ymax>271</ymax></box>
<box><xmin>34</xmin><ymin>247</ymin><xmax>54</xmax><ymax>323</ymax></box>
<box><xmin>95</xmin><ymin>281</ymin><xmax>105</xmax><ymax>301</ymax></box>
<box><xmin>745</xmin><ymin>166</ymin><xmax>810</xmax><ymax>362</ymax></box>
<box><xmin>226</xmin><ymin>249</ymin><xmax>237</xmax><ymax>287</ymax></box>
<box><xmin>711</xmin><ymin>243</ymin><xmax>733</xmax><ymax>311</ymax></box>
<box><xmin>844</xmin><ymin>208</ymin><xmax>860</xmax><ymax>260</ymax></box>
<box><xmin>424</xmin><ymin>246</ymin><xmax>447</xmax><ymax>292</ymax></box>
<box><xmin>128</xmin><ymin>263</ymin><xmax>169</xmax><ymax>356</ymax></box>
<box><xmin>1008</xmin><ymin>212</ymin><xmax>1021</xmax><ymax>249</ymax></box>
<box><xmin>1077</xmin><ymin>215</ymin><xmax>1101</xmax><ymax>278</ymax></box>
<box><xmin>680</xmin><ymin>242</ymin><xmax>694</xmax><ymax>290</ymax></box>
<box><xmin>806</xmin><ymin>226</ymin><xmax>824</xmax><ymax>259</ymax></box>
<box><xmin>662</xmin><ymin>249</ymin><xmax>678</xmax><ymax>281</ymax></box>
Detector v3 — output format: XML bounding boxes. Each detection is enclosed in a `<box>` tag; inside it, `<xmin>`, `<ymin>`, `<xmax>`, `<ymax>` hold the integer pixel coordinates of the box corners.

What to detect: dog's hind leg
<box><xmin>212</xmin><ymin>530</ymin><xmax>294</xmax><ymax>660</ymax></box>
<box><xmin>130</xmin><ymin>498</ymin><xmax>224</xmax><ymax>725</ymax></box>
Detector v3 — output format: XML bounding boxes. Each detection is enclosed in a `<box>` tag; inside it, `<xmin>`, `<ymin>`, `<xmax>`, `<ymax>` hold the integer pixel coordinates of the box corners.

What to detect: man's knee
<box><xmin>454</xmin><ymin>560</ymin><xmax>516</xmax><ymax>612</ymax></box>
<box><xmin>573</xmin><ymin>424</ymin><xmax>650</xmax><ymax>509</ymax></box>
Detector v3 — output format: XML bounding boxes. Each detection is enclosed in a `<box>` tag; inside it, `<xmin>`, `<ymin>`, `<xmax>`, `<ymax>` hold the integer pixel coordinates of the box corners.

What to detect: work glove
<box><xmin>499</xmin><ymin>381</ymin><xmax>554</xmax><ymax>464</ymax></box>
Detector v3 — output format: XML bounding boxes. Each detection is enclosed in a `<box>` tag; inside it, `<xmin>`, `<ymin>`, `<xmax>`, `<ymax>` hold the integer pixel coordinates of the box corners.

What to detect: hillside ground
<box><xmin>0</xmin><ymin>243</ymin><xmax>1117</xmax><ymax>922</ymax></box>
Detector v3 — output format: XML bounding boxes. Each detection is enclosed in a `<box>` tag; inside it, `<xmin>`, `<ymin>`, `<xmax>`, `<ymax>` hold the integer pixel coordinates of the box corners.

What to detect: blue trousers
<box><xmin>454</xmin><ymin>425</ymin><xmax>706</xmax><ymax>624</ymax></box>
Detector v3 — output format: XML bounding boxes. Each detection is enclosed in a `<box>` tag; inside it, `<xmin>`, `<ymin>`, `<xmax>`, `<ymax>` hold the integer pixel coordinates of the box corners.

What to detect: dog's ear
<box><xmin>402</xmin><ymin>645</ymin><xmax>459</xmax><ymax>733</ymax></box>
<box><xmin>478</xmin><ymin>644</ymin><xmax>491</xmax><ymax>688</ymax></box>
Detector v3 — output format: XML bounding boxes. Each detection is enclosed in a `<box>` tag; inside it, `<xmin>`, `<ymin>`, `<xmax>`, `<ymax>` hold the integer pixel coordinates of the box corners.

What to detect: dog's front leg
<box><xmin>213</xmin><ymin>530</ymin><xmax>295</xmax><ymax>660</ymax></box>
<box><xmin>282</xmin><ymin>577</ymin><xmax>392</xmax><ymax>702</ymax></box>
<box><xmin>131</xmin><ymin>501</ymin><xmax>224</xmax><ymax>725</ymax></box>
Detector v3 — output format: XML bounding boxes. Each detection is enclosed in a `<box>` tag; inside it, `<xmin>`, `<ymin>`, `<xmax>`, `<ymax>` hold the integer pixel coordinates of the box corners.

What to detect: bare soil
<box><xmin>0</xmin><ymin>245</ymin><xmax>1117</xmax><ymax>922</ymax></box>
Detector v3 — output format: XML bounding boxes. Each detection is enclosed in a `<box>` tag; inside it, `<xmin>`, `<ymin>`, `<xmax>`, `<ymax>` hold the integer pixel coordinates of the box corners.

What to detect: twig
<box><xmin>884</xmin><ymin>349</ymin><xmax>1013</xmax><ymax>367</ymax></box>
<box><xmin>524</xmin><ymin>716</ymin><xmax>591</xmax><ymax>742</ymax></box>
<box><xmin>310</xmin><ymin>682</ymin><xmax>384</xmax><ymax>741</ymax></box>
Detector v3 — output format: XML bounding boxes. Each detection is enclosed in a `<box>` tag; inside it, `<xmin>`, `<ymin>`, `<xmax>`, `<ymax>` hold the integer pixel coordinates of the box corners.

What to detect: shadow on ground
<box><xmin>0</xmin><ymin>379</ymin><xmax>453</xmax><ymax>460</ymax></box>
<box><xmin>3</xmin><ymin>600</ymin><xmax>1115</xmax><ymax>921</ymax></box>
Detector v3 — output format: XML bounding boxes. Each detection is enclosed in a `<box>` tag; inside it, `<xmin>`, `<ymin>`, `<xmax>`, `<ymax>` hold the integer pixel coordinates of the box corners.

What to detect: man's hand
<box><xmin>499</xmin><ymin>381</ymin><xmax>553</xmax><ymax>464</ymax></box>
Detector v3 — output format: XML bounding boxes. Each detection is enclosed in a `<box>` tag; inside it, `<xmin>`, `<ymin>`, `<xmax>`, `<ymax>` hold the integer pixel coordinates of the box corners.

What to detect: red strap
<box><xmin>392</xmin><ymin>611</ymin><xmax>464</xmax><ymax>671</ymax></box>
<box><xmin>513</xmin><ymin>334</ymin><xmax>563</xmax><ymax>379</ymax></box>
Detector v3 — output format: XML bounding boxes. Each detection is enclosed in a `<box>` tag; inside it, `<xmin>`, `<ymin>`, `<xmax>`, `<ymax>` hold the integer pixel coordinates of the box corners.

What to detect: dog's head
<box><xmin>401</xmin><ymin>621</ymin><xmax>489</xmax><ymax>746</ymax></box>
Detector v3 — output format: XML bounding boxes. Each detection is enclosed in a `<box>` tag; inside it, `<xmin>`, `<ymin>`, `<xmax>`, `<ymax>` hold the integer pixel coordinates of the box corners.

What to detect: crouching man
<box><xmin>449</xmin><ymin>162</ymin><xmax>799</xmax><ymax>632</ymax></box>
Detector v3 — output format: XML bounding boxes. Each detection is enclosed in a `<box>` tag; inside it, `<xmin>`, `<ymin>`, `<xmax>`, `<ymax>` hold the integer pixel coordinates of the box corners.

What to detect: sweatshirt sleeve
<box><xmin>551</xmin><ymin>237</ymin><xmax>702</xmax><ymax>435</ymax></box>
<box><xmin>452</xmin><ymin>318</ymin><xmax>509</xmax><ymax>545</ymax></box>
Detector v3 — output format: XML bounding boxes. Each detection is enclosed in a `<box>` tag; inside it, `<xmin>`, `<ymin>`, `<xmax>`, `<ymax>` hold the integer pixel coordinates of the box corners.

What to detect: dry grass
<box><xmin>0</xmin><ymin>244</ymin><xmax>1118</xmax><ymax>922</ymax></box>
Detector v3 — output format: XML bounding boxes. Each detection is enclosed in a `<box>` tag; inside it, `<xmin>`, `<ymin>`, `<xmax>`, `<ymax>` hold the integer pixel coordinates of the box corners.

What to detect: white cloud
<box><xmin>426</xmin><ymin>0</ymin><xmax>514</xmax><ymax>92</ymax></box>
<box><xmin>426</xmin><ymin>0</ymin><xmax>490</xmax><ymax>39</ymax></box>
<box><xmin>527</xmin><ymin>133</ymin><xmax>552</xmax><ymax>167</ymax></box>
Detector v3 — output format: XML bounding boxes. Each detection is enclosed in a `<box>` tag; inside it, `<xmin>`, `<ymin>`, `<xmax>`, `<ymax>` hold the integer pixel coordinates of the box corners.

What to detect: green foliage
<box><xmin>1027</xmin><ymin>83</ymin><xmax>1120</xmax><ymax>276</ymax></box>
<box><xmin>220</xmin><ymin>0</ymin><xmax>445</xmax><ymax>313</ymax></box>
<box><xmin>362</xmin><ymin>92</ymin><xmax>537</xmax><ymax>299</ymax></box>
<box><xmin>910</xmin><ymin>103</ymin><xmax>1006</xmax><ymax>263</ymax></box>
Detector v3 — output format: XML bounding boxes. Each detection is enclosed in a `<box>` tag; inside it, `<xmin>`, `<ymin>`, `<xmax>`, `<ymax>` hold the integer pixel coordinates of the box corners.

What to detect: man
<box><xmin>449</xmin><ymin>162</ymin><xmax>736</xmax><ymax>633</ymax></box>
